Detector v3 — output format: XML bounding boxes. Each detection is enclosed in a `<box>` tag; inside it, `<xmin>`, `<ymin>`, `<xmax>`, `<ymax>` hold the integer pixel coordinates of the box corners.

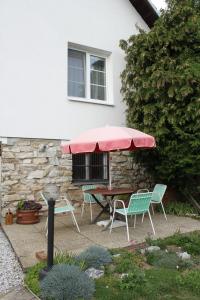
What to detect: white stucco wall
<box><xmin>0</xmin><ymin>0</ymin><xmax>148</xmax><ymax>140</ymax></box>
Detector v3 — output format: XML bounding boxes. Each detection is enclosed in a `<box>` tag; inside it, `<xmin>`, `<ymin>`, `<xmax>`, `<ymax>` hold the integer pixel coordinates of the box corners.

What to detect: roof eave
<box><xmin>129</xmin><ymin>0</ymin><xmax>159</xmax><ymax>28</ymax></box>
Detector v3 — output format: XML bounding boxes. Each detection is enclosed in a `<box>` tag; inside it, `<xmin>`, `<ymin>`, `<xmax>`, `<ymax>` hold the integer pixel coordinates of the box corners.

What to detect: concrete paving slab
<box><xmin>2</xmin><ymin>208</ymin><xmax>200</xmax><ymax>269</ymax></box>
<box><xmin>0</xmin><ymin>287</ymin><xmax>37</xmax><ymax>300</ymax></box>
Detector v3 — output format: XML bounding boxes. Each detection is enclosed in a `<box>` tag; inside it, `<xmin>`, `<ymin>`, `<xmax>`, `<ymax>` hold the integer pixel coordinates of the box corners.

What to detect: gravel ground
<box><xmin>0</xmin><ymin>229</ymin><xmax>24</xmax><ymax>295</ymax></box>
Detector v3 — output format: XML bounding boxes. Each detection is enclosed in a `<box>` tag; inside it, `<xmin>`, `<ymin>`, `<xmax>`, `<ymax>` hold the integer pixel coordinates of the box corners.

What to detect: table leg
<box><xmin>90</xmin><ymin>194</ymin><xmax>110</xmax><ymax>224</ymax></box>
<box><xmin>91</xmin><ymin>203</ymin><xmax>110</xmax><ymax>224</ymax></box>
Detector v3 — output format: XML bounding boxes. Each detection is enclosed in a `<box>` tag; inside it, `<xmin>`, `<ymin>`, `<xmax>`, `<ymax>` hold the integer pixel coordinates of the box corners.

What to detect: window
<box><xmin>72</xmin><ymin>152</ymin><xmax>109</xmax><ymax>183</ymax></box>
<box><xmin>68</xmin><ymin>48</ymin><xmax>107</xmax><ymax>102</ymax></box>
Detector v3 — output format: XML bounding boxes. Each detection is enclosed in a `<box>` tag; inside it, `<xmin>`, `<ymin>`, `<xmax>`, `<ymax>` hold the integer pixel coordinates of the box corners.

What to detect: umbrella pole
<box><xmin>108</xmin><ymin>153</ymin><xmax>112</xmax><ymax>190</ymax></box>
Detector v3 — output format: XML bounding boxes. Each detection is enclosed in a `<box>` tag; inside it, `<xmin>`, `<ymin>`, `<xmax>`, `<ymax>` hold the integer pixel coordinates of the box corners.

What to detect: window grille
<box><xmin>72</xmin><ymin>152</ymin><xmax>109</xmax><ymax>183</ymax></box>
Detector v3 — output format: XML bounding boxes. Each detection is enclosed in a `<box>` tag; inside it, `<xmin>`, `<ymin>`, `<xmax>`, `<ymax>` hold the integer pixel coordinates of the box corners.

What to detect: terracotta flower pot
<box><xmin>16</xmin><ymin>209</ymin><xmax>40</xmax><ymax>224</ymax></box>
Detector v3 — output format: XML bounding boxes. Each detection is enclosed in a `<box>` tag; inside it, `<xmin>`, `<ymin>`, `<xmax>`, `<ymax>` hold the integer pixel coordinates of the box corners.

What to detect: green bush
<box><xmin>40</xmin><ymin>264</ymin><xmax>95</xmax><ymax>300</ymax></box>
<box><xmin>120</xmin><ymin>0</ymin><xmax>200</xmax><ymax>194</ymax></box>
<box><xmin>76</xmin><ymin>246</ymin><xmax>112</xmax><ymax>268</ymax></box>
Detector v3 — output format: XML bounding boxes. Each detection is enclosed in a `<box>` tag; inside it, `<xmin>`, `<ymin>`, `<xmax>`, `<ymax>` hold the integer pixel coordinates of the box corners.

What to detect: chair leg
<box><xmin>141</xmin><ymin>213</ymin><xmax>145</xmax><ymax>223</ymax></box>
<box><xmin>151</xmin><ymin>203</ymin><xmax>155</xmax><ymax>215</ymax></box>
<box><xmin>134</xmin><ymin>214</ymin><xmax>137</xmax><ymax>228</ymax></box>
<box><xmin>125</xmin><ymin>214</ymin><xmax>130</xmax><ymax>242</ymax></box>
<box><xmin>161</xmin><ymin>201</ymin><xmax>167</xmax><ymax>221</ymax></box>
<box><xmin>81</xmin><ymin>202</ymin><xmax>85</xmax><ymax>218</ymax></box>
<box><xmin>71</xmin><ymin>211</ymin><xmax>80</xmax><ymax>233</ymax></box>
<box><xmin>109</xmin><ymin>210</ymin><xmax>115</xmax><ymax>234</ymax></box>
<box><xmin>89</xmin><ymin>201</ymin><xmax>93</xmax><ymax>222</ymax></box>
<box><xmin>148</xmin><ymin>210</ymin><xmax>155</xmax><ymax>235</ymax></box>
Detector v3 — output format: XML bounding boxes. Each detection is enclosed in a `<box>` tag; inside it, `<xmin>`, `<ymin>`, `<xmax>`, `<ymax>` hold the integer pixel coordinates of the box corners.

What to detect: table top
<box><xmin>86</xmin><ymin>187</ymin><xmax>134</xmax><ymax>196</ymax></box>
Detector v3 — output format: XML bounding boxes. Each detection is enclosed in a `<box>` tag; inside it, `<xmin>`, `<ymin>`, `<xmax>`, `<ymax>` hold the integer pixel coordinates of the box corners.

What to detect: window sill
<box><xmin>72</xmin><ymin>181</ymin><xmax>109</xmax><ymax>186</ymax></box>
<box><xmin>68</xmin><ymin>97</ymin><xmax>114</xmax><ymax>107</ymax></box>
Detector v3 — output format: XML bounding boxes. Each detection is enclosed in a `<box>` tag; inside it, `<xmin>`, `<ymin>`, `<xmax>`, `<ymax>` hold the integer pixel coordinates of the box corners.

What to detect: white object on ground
<box><xmin>85</xmin><ymin>267</ymin><xmax>104</xmax><ymax>279</ymax></box>
<box><xmin>0</xmin><ymin>229</ymin><xmax>24</xmax><ymax>295</ymax></box>
<box><xmin>112</xmin><ymin>254</ymin><xmax>121</xmax><ymax>258</ymax></box>
<box><xmin>96</xmin><ymin>219</ymin><xmax>126</xmax><ymax>228</ymax></box>
<box><xmin>177</xmin><ymin>252</ymin><xmax>191</xmax><ymax>260</ymax></box>
<box><xmin>146</xmin><ymin>246</ymin><xmax>161</xmax><ymax>252</ymax></box>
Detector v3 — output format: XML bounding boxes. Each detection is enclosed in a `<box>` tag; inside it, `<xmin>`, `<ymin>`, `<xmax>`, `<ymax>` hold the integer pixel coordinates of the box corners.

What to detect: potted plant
<box><xmin>16</xmin><ymin>200</ymin><xmax>42</xmax><ymax>224</ymax></box>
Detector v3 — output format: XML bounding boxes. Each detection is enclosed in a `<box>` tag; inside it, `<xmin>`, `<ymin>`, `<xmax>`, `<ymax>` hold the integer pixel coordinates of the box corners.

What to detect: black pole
<box><xmin>39</xmin><ymin>197</ymin><xmax>55</xmax><ymax>281</ymax></box>
<box><xmin>47</xmin><ymin>198</ymin><xmax>55</xmax><ymax>270</ymax></box>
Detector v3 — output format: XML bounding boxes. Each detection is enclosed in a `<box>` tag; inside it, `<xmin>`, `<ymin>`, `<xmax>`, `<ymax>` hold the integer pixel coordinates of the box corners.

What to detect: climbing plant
<box><xmin>120</xmin><ymin>0</ymin><xmax>200</xmax><ymax>196</ymax></box>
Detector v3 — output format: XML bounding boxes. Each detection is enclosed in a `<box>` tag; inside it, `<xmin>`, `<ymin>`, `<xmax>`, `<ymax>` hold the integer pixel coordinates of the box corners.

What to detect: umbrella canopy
<box><xmin>62</xmin><ymin>126</ymin><xmax>156</xmax><ymax>154</ymax></box>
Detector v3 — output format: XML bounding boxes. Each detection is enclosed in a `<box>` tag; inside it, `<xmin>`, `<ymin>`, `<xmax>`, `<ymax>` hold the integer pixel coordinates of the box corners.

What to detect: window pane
<box><xmin>91</xmin><ymin>85</ymin><xmax>106</xmax><ymax>100</ymax></box>
<box><xmin>72</xmin><ymin>154</ymin><xmax>86</xmax><ymax>180</ymax></box>
<box><xmin>68</xmin><ymin>49</ymin><xmax>85</xmax><ymax>97</ymax></box>
<box><xmin>69</xmin><ymin>67</ymin><xmax>85</xmax><ymax>82</ymax></box>
<box><xmin>90</xmin><ymin>55</ymin><xmax>106</xmax><ymax>100</ymax></box>
<box><xmin>68</xmin><ymin>82</ymin><xmax>85</xmax><ymax>98</ymax></box>
<box><xmin>68</xmin><ymin>49</ymin><xmax>85</xmax><ymax>69</ymax></box>
<box><xmin>91</xmin><ymin>70</ymin><xmax>105</xmax><ymax>86</ymax></box>
<box><xmin>90</xmin><ymin>153</ymin><xmax>104</xmax><ymax>180</ymax></box>
<box><xmin>90</xmin><ymin>56</ymin><xmax>105</xmax><ymax>71</ymax></box>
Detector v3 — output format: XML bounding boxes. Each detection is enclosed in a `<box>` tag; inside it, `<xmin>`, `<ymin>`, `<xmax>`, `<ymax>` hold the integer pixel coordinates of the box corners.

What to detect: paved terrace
<box><xmin>2</xmin><ymin>206</ymin><xmax>200</xmax><ymax>269</ymax></box>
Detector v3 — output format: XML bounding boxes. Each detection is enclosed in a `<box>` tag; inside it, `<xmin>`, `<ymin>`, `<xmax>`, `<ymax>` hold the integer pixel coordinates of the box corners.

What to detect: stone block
<box><xmin>48</xmin><ymin>169</ymin><xmax>59</xmax><ymax>178</ymax></box>
<box><xmin>2</xmin><ymin>180</ymin><xmax>18</xmax><ymax>186</ymax></box>
<box><xmin>22</xmin><ymin>159</ymin><xmax>32</xmax><ymax>164</ymax></box>
<box><xmin>17</xmin><ymin>152</ymin><xmax>33</xmax><ymax>159</ymax></box>
<box><xmin>31</xmin><ymin>184</ymin><xmax>44</xmax><ymax>191</ymax></box>
<box><xmin>46</xmin><ymin>148</ymin><xmax>57</xmax><ymax>157</ymax></box>
<box><xmin>113</xmin><ymin>156</ymin><xmax>128</xmax><ymax>163</ymax></box>
<box><xmin>17</xmin><ymin>140</ymin><xmax>31</xmax><ymax>146</ymax></box>
<box><xmin>3</xmin><ymin>194</ymin><xmax>22</xmax><ymax>202</ymax></box>
<box><xmin>11</xmin><ymin>147</ymin><xmax>21</xmax><ymax>153</ymax></box>
<box><xmin>2</xmin><ymin>152</ymin><xmax>15</xmax><ymax>159</ymax></box>
<box><xmin>2</xmin><ymin>163</ymin><xmax>15</xmax><ymax>171</ymax></box>
<box><xmin>19</xmin><ymin>146</ymin><xmax>32</xmax><ymax>152</ymax></box>
<box><xmin>49</xmin><ymin>157</ymin><xmax>59</xmax><ymax>166</ymax></box>
<box><xmin>28</xmin><ymin>170</ymin><xmax>45</xmax><ymax>179</ymax></box>
<box><xmin>60</xmin><ymin>159</ymin><xmax>72</xmax><ymax>166</ymax></box>
<box><xmin>33</xmin><ymin>158</ymin><xmax>48</xmax><ymax>165</ymax></box>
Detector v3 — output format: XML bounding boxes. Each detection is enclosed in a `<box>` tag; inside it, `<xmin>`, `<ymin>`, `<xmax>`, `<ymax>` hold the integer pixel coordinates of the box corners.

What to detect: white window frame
<box><xmin>67</xmin><ymin>43</ymin><xmax>113</xmax><ymax>106</ymax></box>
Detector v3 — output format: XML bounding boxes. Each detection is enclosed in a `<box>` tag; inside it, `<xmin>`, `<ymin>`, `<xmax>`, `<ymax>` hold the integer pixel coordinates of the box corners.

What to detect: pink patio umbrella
<box><xmin>62</xmin><ymin>126</ymin><xmax>156</xmax><ymax>189</ymax></box>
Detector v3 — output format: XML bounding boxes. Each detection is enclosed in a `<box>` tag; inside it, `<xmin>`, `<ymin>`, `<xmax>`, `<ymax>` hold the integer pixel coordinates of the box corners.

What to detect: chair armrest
<box><xmin>137</xmin><ymin>189</ymin><xmax>149</xmax><ymax>193</ymax></box>
<box><xmin>113</xmin><ymin>199</ymin><xmax>126</xmax><ymax>211</ymax></box>
<box><xmin>62</xmin><ymin>197</ymin><xmax>73</xmax><ymax>207</ymax></box>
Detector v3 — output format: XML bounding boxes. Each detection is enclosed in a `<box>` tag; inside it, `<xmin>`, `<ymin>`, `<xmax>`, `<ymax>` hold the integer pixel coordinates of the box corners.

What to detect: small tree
<box><xmin>120</xmin><ymin>0</ymin><xmax>200</xmax><ymax>197</ymax></box>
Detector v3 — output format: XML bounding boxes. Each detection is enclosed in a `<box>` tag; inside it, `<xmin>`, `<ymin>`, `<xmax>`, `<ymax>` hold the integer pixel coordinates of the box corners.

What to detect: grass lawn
<box><xmin>25</xmin><ymin>231</ymin><xmax>200</xmax><ymax>300</ymax></box>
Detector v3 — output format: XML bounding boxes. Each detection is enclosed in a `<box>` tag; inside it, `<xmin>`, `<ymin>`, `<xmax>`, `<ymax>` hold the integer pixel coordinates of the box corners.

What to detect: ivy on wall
<box><xmin>120</xmin><ymin>0</ymin><xmax>200</xmax><ymax>194</ymax></box>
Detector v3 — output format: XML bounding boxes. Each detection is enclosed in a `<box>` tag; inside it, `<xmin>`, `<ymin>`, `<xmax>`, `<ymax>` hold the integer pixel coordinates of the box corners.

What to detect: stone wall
<box><xmin>0</xmin><ymin>138</ymin><xmax>154</xmax><ymax>216</ymax></box>
<box><xmin>1</xmin><ymin>138</ymin><xmax>76</xmax><ymax>216</ymax></box>
<box><xmin>111</xmin><ymin>151</ymin><xmax>154</xmax><ymax>191</ymax></box>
